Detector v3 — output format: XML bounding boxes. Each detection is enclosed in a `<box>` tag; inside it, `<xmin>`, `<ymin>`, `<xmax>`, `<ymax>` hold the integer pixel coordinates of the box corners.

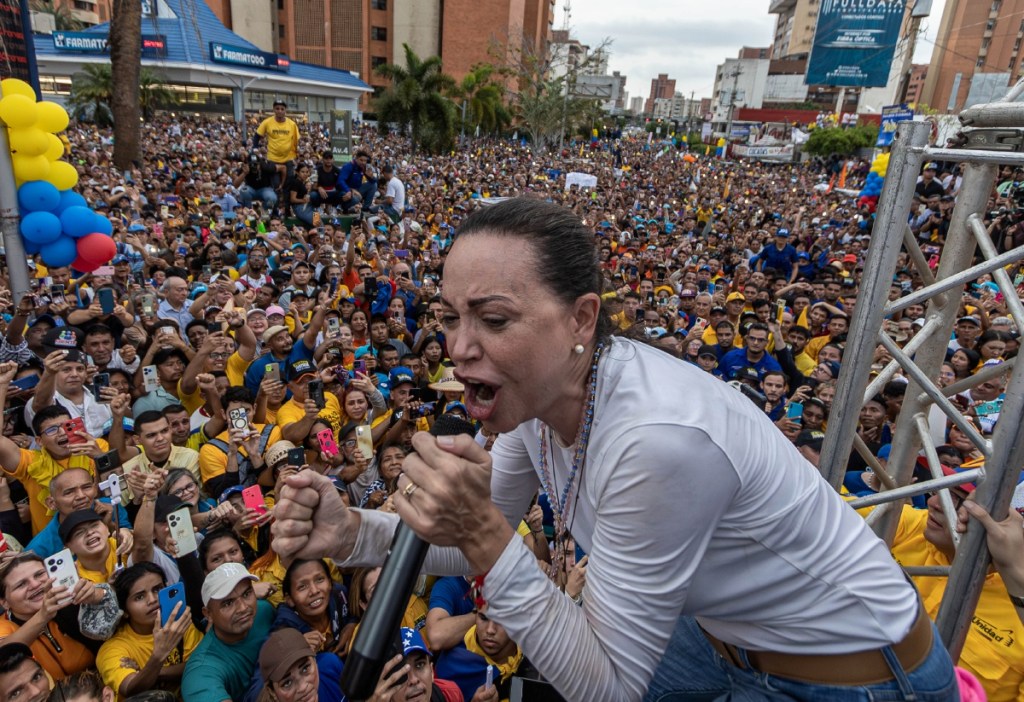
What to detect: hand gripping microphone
<box><xmin>341</xmin><ymin>414</ymin><xmax>478</xmax><ymax>700</ymax></box>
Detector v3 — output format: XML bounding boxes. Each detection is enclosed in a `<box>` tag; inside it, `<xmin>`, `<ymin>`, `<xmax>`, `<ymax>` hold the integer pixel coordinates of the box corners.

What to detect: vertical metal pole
<box><xmin>872</xmin><ymin>160</ymin><xmax>998</xmax><ymax>546</ymax></box>
<box><xmin>819</xmin><ymin>121</ymin><xmax>930</xmax><ymax>489</ymax></box>
<box><xmin>0</xmin><ymin>122</ymin><xmax>32</xmax><ymax>305</ymax></box>
<box><xmin>936</xmin><ymin>352</ymin><xmax>1024</xmax><ymax>657</ymax></box>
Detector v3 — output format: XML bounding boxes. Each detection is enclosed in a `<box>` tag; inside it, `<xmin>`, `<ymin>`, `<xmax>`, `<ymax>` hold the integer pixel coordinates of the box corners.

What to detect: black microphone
<box><xmin>341</xmin><ymin>414</ymin><xmax>477</xmax><ymax>700</ymax></box>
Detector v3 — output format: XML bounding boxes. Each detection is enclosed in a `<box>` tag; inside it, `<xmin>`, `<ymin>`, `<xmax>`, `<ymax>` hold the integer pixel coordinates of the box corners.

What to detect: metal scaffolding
<box><xmin>817</xmin><ymin>83</ymin><xmax>1024</xmax><ymax>660</ymax></box>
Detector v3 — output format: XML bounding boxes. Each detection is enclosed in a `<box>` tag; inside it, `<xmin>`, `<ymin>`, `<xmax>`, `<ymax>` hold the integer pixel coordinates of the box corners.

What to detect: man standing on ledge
<box><xmin>254</xmin><ymin>100</ymin><xmax>299</xmax><ymax>193</ymax></box>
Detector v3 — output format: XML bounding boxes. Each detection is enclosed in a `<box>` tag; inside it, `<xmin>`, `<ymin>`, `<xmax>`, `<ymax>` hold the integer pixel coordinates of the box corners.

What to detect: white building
<box><xmin>711</xmin><ymin>57</ymin><xmax>770</xmax><ymax>123</ymax></box>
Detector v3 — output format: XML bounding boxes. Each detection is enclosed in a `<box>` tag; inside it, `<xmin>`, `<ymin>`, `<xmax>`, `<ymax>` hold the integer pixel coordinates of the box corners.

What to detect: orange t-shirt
<box><xmin>0</xmin><ymin>616</ymin><xmax>94</xmax><ymax>680</ymax></box>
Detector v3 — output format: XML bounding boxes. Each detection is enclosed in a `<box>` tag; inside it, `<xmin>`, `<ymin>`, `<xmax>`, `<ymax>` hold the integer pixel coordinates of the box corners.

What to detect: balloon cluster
<box><xmin>1</xmin><ymin>78</ymin><xmax>115</xmax><ymax>270</ymax></box>
<box><xmin>857</xmin><ymin>152</ymin><xmax>890</xmax><ymax>214</ymax></box>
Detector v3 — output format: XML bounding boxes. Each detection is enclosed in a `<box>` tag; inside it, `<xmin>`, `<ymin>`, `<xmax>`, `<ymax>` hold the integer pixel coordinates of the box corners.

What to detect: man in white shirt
<box><xmin>27</xmin><ymin>346</ymin><xmax>115</xmax><ymax>438</ymax></box>
<box><xmin>381</xmin><ymin>163</ymin><xmax>405</xmax><ymax>223</ymax></box>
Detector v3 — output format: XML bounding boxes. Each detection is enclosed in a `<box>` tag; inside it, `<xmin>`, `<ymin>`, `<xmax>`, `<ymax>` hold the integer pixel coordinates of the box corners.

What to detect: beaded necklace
<box><xmin>537</xmin><ymin>343</ymin><xmax>603</xmax><ymax>581</ymax></box>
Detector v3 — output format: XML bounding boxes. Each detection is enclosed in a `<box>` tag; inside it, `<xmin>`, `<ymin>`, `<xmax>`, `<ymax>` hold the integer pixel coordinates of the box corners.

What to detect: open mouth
<box><xmin>28</xmin><ymin>587</ymin><xmax>45</xmax><ymax>602</ymax></box>
<box><xmin>85</xmin><ymin>535</ymin><xmax>104</xmax><ymax>549</ymax></box>
<box><xmin>460</xmin><ymin>376</ymin><xmax>500</xmax><ymax>420</ymax></box>
<box><xmin>307</xmin><ymin>596</ymin><xmax>324</xmax><ymax>610</ymax></box>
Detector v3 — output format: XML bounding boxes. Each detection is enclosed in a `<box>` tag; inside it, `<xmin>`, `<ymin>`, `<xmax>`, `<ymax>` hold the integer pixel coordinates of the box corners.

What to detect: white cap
<box><xmin>202</xmin><ymin>562</ymin><xmax>257</xmax><ymax>606</ymax></box>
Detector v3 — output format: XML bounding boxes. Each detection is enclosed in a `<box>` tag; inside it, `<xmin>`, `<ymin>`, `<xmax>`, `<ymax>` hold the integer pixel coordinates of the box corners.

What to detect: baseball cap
<box><xmin>734</xmin><ymin>367</ymin><xmax>760</xmax><ymax>383</ymax></box>
<box><xmin>923</xmin><ymin>162</ymin><xmax>937</xmax><ymax>171</ymax></box>
<box><xmin>710</xmin><ymin>306</ymin><xmax>727</xmax><ymax>315</ymax></box>
<box><xmin>843</xmin><ymin>254</ymin><xmax>858</xmax><ymax>264</ymax></box>
<box><xmin>287</xmin><ymin>358</ymin><xmax>317</xmax><ymax>382</ymax></box>
<box><xmin>389</xmin><ymin>366</ymin><xmax>415</xmax><ymax>388</ymax></box>
<box><xmin>679</xmin><ymin>289</ymin><xmax>696</xmax><ymax>298</ymax></box>
<box><xmin>273</xmin><ymin>99</ymin><xmax>287</xmax><ymax>107</ymax></box>
<box><xmin>42</xmin><ymin>325</ymin><xmax>83</xmax><ymax>352</ymax></box>
<box><xmin>259</xmin><ymin>628</ymin><xmax>315</xmax><ymax>683</ymax></box>
<box><xmin>726</xmin><ymin>292</ymin><xmax>745</xmax><ymax>303</ymax></box>
<box><xmin>128</xmin><ymin>223</ymin><xmax>146</xmax><ymax>233</ymax></box>
<box><xmin>202</xmin><ymin>562</ymin><xmax>258</xmax><ymax>606</ymax></box>
<box><xmin>111</xmin><ymin>254</ymin><xmax>130</xmax><ymax>265</ymax></box>
<box><xmin>399</xmin><ymin>627</ymin><xmax>431</xmax><ymax>657</ymax></box>
<box><xmin>795</xmin><ymin>430</ymin><xmax>825</xmax><ymax>451</ymax></box>
<box><xmin>697</xmin><ymin>344</ymin><xmax>718</xmax><ymax>359</ymax></box>
<box><xmin>154</xmin><ymin>495</ymin><xmax>190</xmax><ymax>522</ymax></box>
<box><xmin>29</xmin><ymin>313</ymin><xmax>56</xmax><ymax>329</ymax></box>
<box><xmin>262</xmin><ymin>325</ymin><xmax>290</xmax><ymax>344</ymax></box>
<box><xmin>58</xmin><ymin>508</ymin><xmax>104</xmax><ymax>542</ymax></box>
<box><xmin>265</xmin><ymin>305</ymin><xmax>286</xmax><ymax>318</ymax></box>
<box><xmin>822</xmin><ymin>360</ymin><xmax>842</xmax><ymax>379</ymax></box>
<box><xmin>957</xmin><ymin>315</ymin><xmax>981</xmax><ymax>326</ymax></box>
<box><xmin>246</xmin><ymin>308</ymin><xmax>267</xmax><ymax>318</ymax></box>
<box><xmin>338</xmin><ymin>421</ymin><xmax>361</xmax><ymax>441</ymax></box>
<box><xmin>940</xmin><ymin>464</ymin><xmax>976</xmax><ymax>493</ymax></box>
<box><xmin>776</xmin><ymin>228</ymin><xmax>790</xmax><ymax>237</ymax></box>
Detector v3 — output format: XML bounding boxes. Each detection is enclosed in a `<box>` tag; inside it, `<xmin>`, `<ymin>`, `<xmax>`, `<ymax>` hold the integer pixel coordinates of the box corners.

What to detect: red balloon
<box><xmin>72</xmin><ymin>255</ymin><xmax>99</xmax><ymax>272</ymax></box>
<box><xmin>77</xmin><ymin>233</ymin><xmax>116</xmax><ymax>265</ymax></box>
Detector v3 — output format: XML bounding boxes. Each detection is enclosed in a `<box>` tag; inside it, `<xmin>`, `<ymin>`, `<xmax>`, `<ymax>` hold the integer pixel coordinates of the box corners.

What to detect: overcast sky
<box><xmin>558</xmin><ymin>0</ymin><xmax>947</xmax><ymax>103</ymax></box>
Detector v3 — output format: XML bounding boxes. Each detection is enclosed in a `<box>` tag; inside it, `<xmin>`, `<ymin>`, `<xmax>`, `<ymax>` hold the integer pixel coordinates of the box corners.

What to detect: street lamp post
<box><xmin>217</xmin><ymin>72</ymin><xmax>265</xmax><ymax>143</ymax></box>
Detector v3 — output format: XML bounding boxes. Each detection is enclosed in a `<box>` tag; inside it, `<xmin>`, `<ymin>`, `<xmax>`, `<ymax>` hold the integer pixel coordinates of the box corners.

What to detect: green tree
<box><xmin>375</xmin><ymin>44</ymin><xmax>457</xmax><ymax>154</ymax></box>
<box><xmin>68</xmin><ymin>63</ymin><xmax>114</xmax><ymax>126</ymax></box>
<box><xmin>804</xmin><ymin>124</ymin><xmax>878</xmax><ymax>156</ymax></box>
<box><xmin>68</xmin><ymin>65</ymin><xmax>176</xmax><ymax>126</ymax></box>
<box><xmin>30</xmin><ymin>0</ymin><xmax>85</xmax><ymax>31</ymax></box>
<box><xmin>452</xmin><ymin>64</ymin><xmax>511</xmax><ymax>135</ymax></box>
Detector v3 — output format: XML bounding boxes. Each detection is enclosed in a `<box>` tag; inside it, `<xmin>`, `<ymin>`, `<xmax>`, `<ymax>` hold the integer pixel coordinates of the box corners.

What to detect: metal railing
<box><xmin>817</xmin><ymin>82</ymin><xmax>1024</xmax><ymax>660</ymax></box>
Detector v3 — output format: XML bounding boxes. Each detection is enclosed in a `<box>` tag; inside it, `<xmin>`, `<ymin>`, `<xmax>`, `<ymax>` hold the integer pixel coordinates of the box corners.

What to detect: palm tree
<box><xmin>375</xmin><ymin>44</ymin><xmax>456</xmax><ymax>154</ymax></box>
<box><xmin>68</xmin><ymin>63</ymin><xmax>114</xmax><ymax>126</ymax></box>
<box><xmin>30</xmin><ymin>0</ymin><xmax>85</xmax><ymax>31</ymax></box>
<box><xmin>452</xmin><ymin>64</ymin><xmax>511</xmax><ymax>136</ymax></box>
<box><xmin>68</xmin><ymin>64</ymin><xmax>176</xmax><ymax>125</ymax></box>
<box><xmin>108</xmin><ymin>0</ymin><xmax>141</xmax><ymax>168</ymax></box>
<box><xmin>139</xmin><ymin>70</ymin><xmax>177</xmax><ymax>119</ymax></box>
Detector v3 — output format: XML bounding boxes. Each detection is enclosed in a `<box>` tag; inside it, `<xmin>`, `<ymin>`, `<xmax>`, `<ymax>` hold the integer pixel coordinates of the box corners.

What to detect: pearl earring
<box><xmin>573</xmin><ymin>344</ymin><xmax>585</xmax><ymax>354</ymax></box>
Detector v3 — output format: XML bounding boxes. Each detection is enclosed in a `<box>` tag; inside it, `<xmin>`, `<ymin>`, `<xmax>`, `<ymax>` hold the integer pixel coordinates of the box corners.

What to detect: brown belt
<box><xmin>702</xmin><ymin>603</ymin><xmax>933</xmax><ymax>686</ymax></box>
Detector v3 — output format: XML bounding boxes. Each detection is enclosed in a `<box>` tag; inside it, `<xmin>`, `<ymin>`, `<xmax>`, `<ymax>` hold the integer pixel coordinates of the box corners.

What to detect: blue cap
<box><xmin>389</xmin><ymin>366</ymin><xmax>414</xmax><ymax>387</ymax></box>
<box><xmin>400</xmin><ymin>627</ymin><xmax>431</xmax><ymax>657</ymax></box>
<box><xmin>128</xmin><ymin>223</ymin><xmax>146</xmax><ymax>232</ymax></box>
<box><xmin>111</xmin><ymin>254</ymin><xmax>130</xmax><ymax>264</ymax></box>
<box><xmin>776</xmin><ymin>228</ymin><xmax>790</xmax><ymax>237</ymax></box>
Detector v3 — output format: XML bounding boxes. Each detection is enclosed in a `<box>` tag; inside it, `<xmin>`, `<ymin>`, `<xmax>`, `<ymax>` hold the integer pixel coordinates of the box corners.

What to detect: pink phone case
<box><xmin>241</xmin><ymin>485</ymin><xmax>267</xmax><ymax>514</ymax></box>
<box><xmin>317</xmin><ymin>428</ymin><xmax>339</xmax><ymax>457</ymax></box>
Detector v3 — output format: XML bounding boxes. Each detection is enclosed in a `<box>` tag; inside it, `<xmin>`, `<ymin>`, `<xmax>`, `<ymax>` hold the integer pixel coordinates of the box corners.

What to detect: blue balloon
<box><xmin>17</xmin><ymin>181</ymin><xmax>60</xmax><ymax>213</ymax></box>
<box><xmin>19</xmin><ymin>211</ymin><xmax>62</xmax><ymax>245</ymax></box>
<box><xmin>22</xmin><ymin>237</ymin><xmax>41</xmax><ymax>254</ymax></box>
<box><xmin>40</xmin><ymin>236</ymin><xmax>78</xmax><ymax>268</ymax></box>
<box><xmin>55</xmin><ymin>190</ymin><xmax>88</xmax><ymax>214</ymax></box>
<box><xmin>60</xmin><ymin>205</ymin><xmax>96</xmax><ymax>239</ymax></box>
<box><xmin>92</xmin><ymin>214</ymin><xmax>113</xmax><ymax>236</ymax></box>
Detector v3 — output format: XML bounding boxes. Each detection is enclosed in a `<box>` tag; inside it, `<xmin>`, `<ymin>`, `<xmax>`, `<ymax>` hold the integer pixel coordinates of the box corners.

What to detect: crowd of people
<box><xmin>0</xmin><ymin>104</ymin><xmax>1019</xmax><ymax>702</ymax></box>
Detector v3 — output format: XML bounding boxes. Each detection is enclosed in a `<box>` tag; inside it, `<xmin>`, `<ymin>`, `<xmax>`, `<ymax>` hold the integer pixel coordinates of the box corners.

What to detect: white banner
<box><xmin>732</xmin><ymin>144</ymin><xmax>795</xmax><ymax>161</ymax></box>
<box><xmin>565</xmin><ymin>172</ymin><xmax>598</xmax><ymax>190</ymax></box>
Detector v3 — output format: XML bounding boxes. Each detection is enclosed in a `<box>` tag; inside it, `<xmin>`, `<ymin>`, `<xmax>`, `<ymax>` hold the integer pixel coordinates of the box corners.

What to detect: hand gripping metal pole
<box><xmin>818</xmin><ymin>122</ymin><xmax>931</xmax><ymax>490</ymax></box>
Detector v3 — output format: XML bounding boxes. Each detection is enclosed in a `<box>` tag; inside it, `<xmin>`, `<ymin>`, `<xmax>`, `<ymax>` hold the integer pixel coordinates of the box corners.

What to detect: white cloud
<box><xmin>559</xmin><ymin>0</ymin><xmax>948</xmax><ymax>104</ymax></box>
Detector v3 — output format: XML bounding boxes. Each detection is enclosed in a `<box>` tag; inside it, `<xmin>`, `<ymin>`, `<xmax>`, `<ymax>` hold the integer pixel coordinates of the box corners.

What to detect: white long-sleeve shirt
<box><xmin>341</xmin><ymin>338</ymin><xmax>917</xmax><ymax>701</ymax></box>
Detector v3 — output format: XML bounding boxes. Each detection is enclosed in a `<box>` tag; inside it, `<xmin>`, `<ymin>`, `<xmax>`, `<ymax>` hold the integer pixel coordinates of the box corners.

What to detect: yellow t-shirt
<box><xmin>274</xmin><ymin>392</ymin><xmax>345</xmax><ymax>439</ymax></box>
<box><xmin>76</xmin><ymin>537</ymin><xmax>119</xmax><ymax>584</ymax></box>
<box><xmin>120</xmin><ymin>445</ymin><xmax>201</xmax><ymax>501</ymax></box>
<box><xmin>225</xmin><ymin>351</ymin><xmax>251</xmax><ymax>388</ymax></box>
<box><xmin>8</xmin><ymin>442</ymin><xmax>107</xmax><ymax>534</ymax></box>
<box><xmin>198</xmin><ymin>424</ymin><xmax>282</xmax><ymax>485</ymax></box>
<box><xmin>890</xmin><ymin>506</ymin><xmax>1024</xmax><ymax>702</ymax></box>
<box><xmin>176</xmin><ymin>379</ymin><xmax>204</xmax><ymax>416</ymax></box>
<box><xmin>256</xmin><ymin>116</ymin><xmax>299</xmax><ymax>164</ymax></box>
<box><xmin>96</xmin><ymin>621</ymin><xmax>203</xmax><ymax>702</ymax></box>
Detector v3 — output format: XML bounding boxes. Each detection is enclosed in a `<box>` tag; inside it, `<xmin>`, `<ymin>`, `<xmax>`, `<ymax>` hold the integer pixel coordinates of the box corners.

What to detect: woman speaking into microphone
<box><xmin>272</xmin><ymin>198</ymin><xmax>956</xmax><ymax>702</ymax></box>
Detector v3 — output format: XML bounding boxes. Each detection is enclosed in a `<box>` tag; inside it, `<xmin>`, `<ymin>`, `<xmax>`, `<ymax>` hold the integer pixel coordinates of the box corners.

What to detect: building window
<box><xmin>279</xmin><ymin>23</ymin><xmax>285</xmax><ymax>38</ymax></box>
<box><xmin>73</xmin><ymin>0</ymin><xmax>94</xmax><ymax>9</ymax></box>
<box><xmin>978</xmin><ymin>56</ymin><xmax>986</xmax><ymax>67</ymax></box>
<box><xmin>987</xmin><ymin>19</ymin><xmax>996</xmax><ymax>31</ymax></box>
<box><xmin>372</xmin><ymin>0</ymin><xmax>386</xmax><ymax>8</ymax></box>
<box><xmin>371</xmin><ymin>26</ymin><xmax>387</xmax><ymax>41</ymax></box>
<box><xmin>371</xmin><ymin>55</ymin><xmax>387</xmax><ymax>70</ymax></box>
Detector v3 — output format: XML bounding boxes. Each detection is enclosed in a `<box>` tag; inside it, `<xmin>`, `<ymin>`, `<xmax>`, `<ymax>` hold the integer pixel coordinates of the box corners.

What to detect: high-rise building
<box><xmin>645</xmin><ymin>73</ymin><xmax>675</xmax><ymax>115</ymax></box>
<box><xmin>30</xmin><ymin>0</ymin><xmax>112</xmax><ymax>29</ymax></box>
<box><xmin>768</xmin><ymin>0</ymin><xmax>819</xmax><ymax>60</ymax></box>
<box><xmin>205</xmin><ymin>0</ymin><xmax>552</xmax><ymax>108</ymax></box>
<box><xmin>903</xmin><ymin>63</ymin><xmax>928</xmax><ymax>106</ymax></box>
<box><xmin>629</xmin><ymin>95</ymin><xmax>644</xmax><ymax>114</ymax></box>
<box><xmin>919</xmin><ymin>0</ymin><xmax>1024</xmax><ymax>113</ymax></box>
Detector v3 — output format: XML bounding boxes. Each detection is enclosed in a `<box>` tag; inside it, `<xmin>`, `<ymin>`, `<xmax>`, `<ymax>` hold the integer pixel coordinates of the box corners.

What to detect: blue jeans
<box><xmin>239</xmin><ymin>185</ymin><xmax>278</xmax><ymax>209</ymax></box>
<box><xmin>291</xmin><ymin>202</ymin><xmax>315</xmax><ymax>226</ymax></box>
<box><xmin>643</xmin><ymin>617</ymin><xmax>959</xmax><ymax>702</ymax></box>
<box><xmin>341</xmin><ymin>180</ymin><xmax>379</xmax><ymax>213</ymax></box>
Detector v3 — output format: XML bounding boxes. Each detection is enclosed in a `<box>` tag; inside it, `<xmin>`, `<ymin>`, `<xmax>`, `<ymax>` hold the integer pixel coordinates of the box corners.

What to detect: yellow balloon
<box><xmin>0</xmin><ymin>78</ymin><xmax>36</xmax><ymax>100</ymax></box>
<box><xmin>0</xmin><ymin>95</ymin><xmax>38</xmax><ymax>129</ymax></box>
<box><xmin>44</xmin><ymin>133</ymin><xmax>64</xmax><ymax>161</ymax></box>
<box><xmin>12</xmin><ymin>154</ymin><xmax>51</xmax><ymax>182</ymax></box>
<box><xmin>47</xmin><ymin>160</ymin><xmax>79</xmax><ymax>190</ymax></box>
<box><xmin>35</xmin><ymin>101</ymin><xmax>69</xmax><ymax>133</ymax></box>
<box><xmin>7</xmin><ymin>127</ymin><xmax>49</xmax><ymax>156</ymax></box>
